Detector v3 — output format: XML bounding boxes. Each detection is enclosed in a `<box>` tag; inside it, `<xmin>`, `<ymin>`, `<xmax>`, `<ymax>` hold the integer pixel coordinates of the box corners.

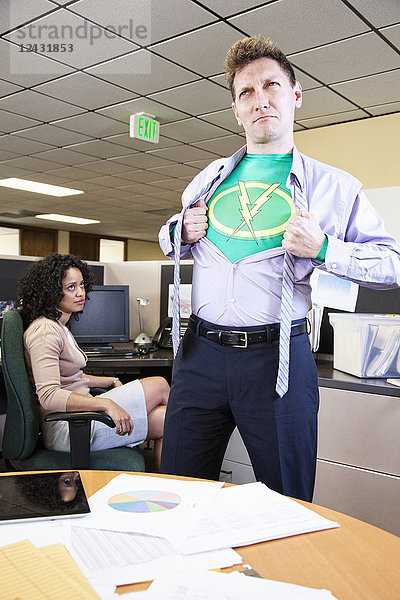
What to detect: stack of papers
<box><xmin>130</xmin><ymin>569</ymin><xmax>339</xmax><ymax>600</ymax></box>
<box><xmin>0</xmin><ymin>474</ymin><xmax>340</xmax><ymax>597</ymax></box>
<box><xmin>0</xmin><ymin>539</ymin><xmax>100</xmax><ymax>600</ymax></box>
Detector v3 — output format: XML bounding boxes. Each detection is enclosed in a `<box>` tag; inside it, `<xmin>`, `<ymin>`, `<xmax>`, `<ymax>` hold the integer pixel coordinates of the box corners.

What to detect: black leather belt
<box><xmin>187</xmin><ymin>316</ymin><xmax>307</xmax><ymax>348</ymax></box>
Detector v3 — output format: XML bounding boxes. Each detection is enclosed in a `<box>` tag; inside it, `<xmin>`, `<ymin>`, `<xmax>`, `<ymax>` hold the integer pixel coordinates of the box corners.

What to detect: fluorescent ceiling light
<box><xmin>35</xmin><ymin>214</ymin><xmax>100</xmax><ymax>225</ymax></box>
<box><xmin>0</xmin><ymin>178</ymin><xmax>84</xmax><ymax>197</ymax></box>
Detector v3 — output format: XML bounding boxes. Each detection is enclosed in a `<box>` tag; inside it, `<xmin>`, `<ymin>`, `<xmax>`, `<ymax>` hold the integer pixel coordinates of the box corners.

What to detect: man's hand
<box><xmin>282</xmin><ymin>209</ymin><xmax>325</xmax><ymax>258</ymax></box>
<box><xmin>182</xmin><ymin>199</ymin><xmax>208</xmax><ymax>243</ymax></box>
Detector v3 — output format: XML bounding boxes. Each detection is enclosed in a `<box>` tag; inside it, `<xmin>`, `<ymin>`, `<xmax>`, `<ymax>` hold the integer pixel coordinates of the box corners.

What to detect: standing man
<box><xmin>158</xmin><ymin>36</ymin><xmax>400</xmax><ymax>501</ymax></box>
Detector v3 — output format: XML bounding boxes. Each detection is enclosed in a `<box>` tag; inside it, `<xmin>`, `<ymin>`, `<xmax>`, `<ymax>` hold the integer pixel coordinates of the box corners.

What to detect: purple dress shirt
<box><xmin>159</xmin><ymin>145</ymin><xmax>400</xmax><ymax>327</ymax></box>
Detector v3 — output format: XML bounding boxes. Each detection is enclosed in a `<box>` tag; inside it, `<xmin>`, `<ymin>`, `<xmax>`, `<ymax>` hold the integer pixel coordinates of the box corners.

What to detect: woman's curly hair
<box><xmin>18</xmin><ymin>253</ymin><xmax>94</xmax><ymax>328</ymax></box>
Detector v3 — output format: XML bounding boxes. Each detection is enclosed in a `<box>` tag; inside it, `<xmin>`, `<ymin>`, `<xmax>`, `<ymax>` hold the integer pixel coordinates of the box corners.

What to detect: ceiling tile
<box><xmin>114</xmin><ymin>169</ymin><xmax>173</xmax><ymax>183</ymax></box>
<box><xmin>193</xmin><ymin>134</ymin><xmax>245</xmax><ymax>155</ymax></box>
<box><xmin>110</xmin><ymin>152</ymin><xmax>175</xmax><ymax>169</ymax></box>
<box><xmin>35</xmin><ymin>72</ymin><xmax>134</xmax><ymax>109</ymax></box>
<box><xmin>365</xmin><ymin>101</ymin><xmax>400</xmax><ymax>116</ymax></box>
<box><xmin>86</xmin><ymin>49</ymin><xmax>199</xmax><ymax>94</ymax></box>
<box><xmin>43</xmin><ymin>164</ymin><xmax>103</xmax><ymax>180</ymax></box>
<box><xmin>292</xmin><ymin>68</ymin><xmax>322</xmax><ymax>91</ymax></box>
<box><xmin>185</xmin><ymin>159</ymin><xmax>215</xmax><ymax>170</ymax></box>
<box><xmin>14</xmin><ymin>124</ymin><xmax>91</xmax><ymax>145</ymax></box>
<box><xmin>347</xmin><ymin>0</ymin><xmax>400</xmax><ymax>28</ymax></box>
<box><xmin>148</xmin><ymin>163</ymin><xmax>200</xmax><ymax>178</ymax></box>
<box><xmin>150</xmin><ymin>178</ymin><xmax>186</xmax><ymax>191</ymax></box>
<box><xmin>64</xmin><ymin>138</ymin><xmax>140</xmax><ymax>159</ymax></box>
<box><xmin>53</xmin><ymin>112</ymin><xmax>127</xmax><ymax>137</ymax></box>
<box><xmin>147</xmin><ymin>144</ymin><xmax>218</xmax><ymax>163</ymax></box>
<box><xmin>149</xmin><ymin>79</ymin><xmax>231</xmax><ymax>114</ymax></box>
<box><xmin>151</xmin><ymin>22</ymin><xmax>240</xmax><ymax>77</ymax></box>
<box><xmin>290</xmin><ymin>33</ymin><xmax>400</xmax><ymax>85</ymax></box>
<box><xmin>196</xmin><ymin>1</ymin><xmax>271</xmax><ymax>18</ymax></box>
<box><xmin>295</xmin><ymin>87</ymin><xmax>357</xmax><ymax>120</ymax></box>
<box><xmin>160</xmin><ymin>117</ymin><xmax>231</xmax><ymax>143</ymax></box>
<box><xmin>229</xmin><ymin>0</ymin><xmax>369</xmax><ymax>54</ymax></box>
<box><xmin>296</xmin><ymin>109</ymin><xmax>368</xmax><ymax>128</ymax></box>
<box><xmin>0</xmin><ymin>163</ymin><xmax>32</xmax><ymax>177</ymax></box>
<box><xmin>0</xmin><ymin>155</ymin><xmax>62</xmax><ymax>173</ymax></box>
<box><xmin>0</xmin><ymin>149</ymin><xmax>20</xmax><ymax>161</ymax></box>
<box><xmin>98</xmin><ymin>97</ymin><xmax>187</xmax><ymax>124</ymax></box>
<box><xmin>33</xmin><ymin>147</ymin><xmax>98</xmax><ymax>165</ymax></box>
<box><xmin>331</xmin><ymin>69</ymin><xmax>400</xmax><ymax>106</ymax></box>
<box><xmin>103</xmin><ymin>132</ymin><xmax>181</xmax><ymax>151</ymax></box>
<box><xmin>70</xmin><ymin>0</ymin><xmax>215</xmax><ymax>45</ymax></box>
<box><xmin>1</xmin><ymin>0</ymin><xmax>54</xmax><ymax>34</ymax></box>
<box><xmin>0</xmin><ymin>134</ymin><xmax>54</xmax><ymax>155</ymax></box>
<box><xmin>0</xmin><ymin>78</ymin><xmax>23</xmax><ymax>98</ymax></box>
<box><xmin>77</xmin><ymin>174</ymin><xmax>136</xmax><ymax>187</ymax></box>
<box><xmin>381</xmin><ymin>23</ymin><xmax>400</xmax><ymax>47</ymax></box>
<box><xmin>0</xmin><ymin>109</ymin><xmax>41</xmax><ymax>133</ymax></box>
<box><xmin>199</xmin><ymin>108</ymin><xmax>243</xmax><ymax>133</ymax></box>
<box><xmin>6</xmin><ymin>8</ymin><xmax>139</xmax><ymax>70</ymax></box>
<box><xmin>0</xmin><ymin>89</ymin><xmax>85</xmax><ymax>121</ymax></box>
<box><xmin>149</xmin><ymin>0</ymin><xmax>216</xmax><ymax>44</ymax></box>
<box><xmin>77</xmin><ymin>159</ymin><xmax>136</xmax><ymax>175</ymax></box>
<box><xmin>0</xmin><ymin>38</ymin><xmax>73</xmax><ymax>87</ymax></box>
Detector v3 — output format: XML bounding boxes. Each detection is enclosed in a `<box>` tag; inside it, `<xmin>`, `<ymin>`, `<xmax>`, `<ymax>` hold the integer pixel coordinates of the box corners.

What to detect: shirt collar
<box><xmin>225</xmin><ymin>144</ymin><xmax>305</xmax><ymax>190</ymax></box>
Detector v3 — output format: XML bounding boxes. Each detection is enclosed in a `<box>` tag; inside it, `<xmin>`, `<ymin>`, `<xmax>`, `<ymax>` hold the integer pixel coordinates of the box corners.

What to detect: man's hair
<box><xmin>225</xmin><ymin>35</ymin><xmax>296</xmax><ymax>100</ymax></box>
<box><xmin>18</xmin><ymin>253</ymin><xmax>93</xmax><ymax>328</ymax></box>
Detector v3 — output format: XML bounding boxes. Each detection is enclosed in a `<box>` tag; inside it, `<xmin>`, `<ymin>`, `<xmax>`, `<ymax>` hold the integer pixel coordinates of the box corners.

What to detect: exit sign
<box><xmin>130</xmin><ymin>112</ymin><xmax>160</xmax><ymax>144</ymax></box>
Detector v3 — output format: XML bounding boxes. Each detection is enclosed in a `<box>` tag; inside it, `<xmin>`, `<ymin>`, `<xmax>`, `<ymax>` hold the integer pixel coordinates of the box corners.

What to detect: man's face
<box><xmin>232</xmin><ymin>57</ymin><xmax>302</xmax><ymax>153</ymax></box>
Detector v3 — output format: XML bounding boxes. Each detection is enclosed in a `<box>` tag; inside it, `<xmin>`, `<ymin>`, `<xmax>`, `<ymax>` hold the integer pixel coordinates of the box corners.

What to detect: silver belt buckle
<box><xmin>231</xmin><ymin>330</ymin><xmax>248</xmax><ymax>348</ymax></box>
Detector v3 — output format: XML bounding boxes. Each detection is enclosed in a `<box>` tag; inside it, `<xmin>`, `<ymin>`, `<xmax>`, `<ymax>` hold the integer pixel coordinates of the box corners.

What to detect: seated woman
<box><xmin>19</xmin><ymin>253</ymin><xmax>169</xmax><ymax>470</ymax></box>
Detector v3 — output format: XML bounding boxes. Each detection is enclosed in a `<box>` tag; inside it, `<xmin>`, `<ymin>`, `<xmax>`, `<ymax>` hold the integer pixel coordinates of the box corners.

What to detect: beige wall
<box><xmin>294</xmin><ymin>113</ymin><xmax>400</xmax><ymax>190</ymax></box>
<box><xmin>127</xmin><ymin>238</ymin><xmax>165</xmax><ymax>261</ymax></box>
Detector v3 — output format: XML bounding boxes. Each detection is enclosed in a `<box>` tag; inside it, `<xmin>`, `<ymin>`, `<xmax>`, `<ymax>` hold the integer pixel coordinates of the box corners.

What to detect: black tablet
<box><xmin>0</xmin><ymin>471</ymin><xmax>90</xmax><ymax>523</ymax></box>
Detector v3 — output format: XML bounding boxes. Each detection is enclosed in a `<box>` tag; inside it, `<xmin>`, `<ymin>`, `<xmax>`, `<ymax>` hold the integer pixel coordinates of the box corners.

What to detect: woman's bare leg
<box><xmin>140</xmin><ymin>377</ymin><xmax>169</xmax><ymax>471</ymax></box>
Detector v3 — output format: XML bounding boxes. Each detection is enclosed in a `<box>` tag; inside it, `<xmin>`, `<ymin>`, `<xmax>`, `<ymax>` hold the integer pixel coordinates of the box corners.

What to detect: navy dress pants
<box><xmin>160</xmin><ymin>322</ymin><xmax>319</xmax><ymax>502</ymax></box>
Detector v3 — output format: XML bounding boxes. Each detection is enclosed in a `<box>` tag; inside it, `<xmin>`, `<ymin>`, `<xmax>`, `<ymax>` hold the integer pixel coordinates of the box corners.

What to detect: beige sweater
<box><xmin>24</xmin><ymin>316</ymin><xmax>90</xmax><ymax>414</ymax></box>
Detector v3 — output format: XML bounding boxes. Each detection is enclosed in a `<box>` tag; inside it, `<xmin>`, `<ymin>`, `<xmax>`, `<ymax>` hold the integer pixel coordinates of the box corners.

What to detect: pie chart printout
<box><xmin>107</xmin><ymin>490</ymin><xmax>181</xmax><ymax>513</ymax></box>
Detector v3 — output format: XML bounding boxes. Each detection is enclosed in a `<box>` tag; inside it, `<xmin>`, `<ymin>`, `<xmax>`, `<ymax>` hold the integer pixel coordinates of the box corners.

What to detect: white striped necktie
<box><xmin>275</xmin><ymin>180</ymin><xmax>307</xmax><ymax>398</ymax></box>
<box><xmin>171</xmin><ymin>170</ymin><xmax>224</xmax><ymax>356</ymax></box>
<box><xmin>172</xmin><ymin>210</ymin><xmax>184</xmax><ymax>356</ymax></box>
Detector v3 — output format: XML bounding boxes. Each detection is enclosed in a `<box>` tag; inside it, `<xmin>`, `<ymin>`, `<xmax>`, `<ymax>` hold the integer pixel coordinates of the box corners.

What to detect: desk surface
<box><xmin>85</xmin><ymin>347</ymin><xmax>173</xmax><ymax>369</ymax></box>
<box><xmin>5</xmin><ymin>470</ymin><xmax>395</xmax><ymax>599</ymax></box>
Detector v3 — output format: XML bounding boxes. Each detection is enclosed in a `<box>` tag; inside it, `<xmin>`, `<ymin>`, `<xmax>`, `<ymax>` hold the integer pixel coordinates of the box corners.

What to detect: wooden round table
<box><xmin>78</xmin><ymin>470</ymin><xmax>400</xmax><ymax>599</ymax></box>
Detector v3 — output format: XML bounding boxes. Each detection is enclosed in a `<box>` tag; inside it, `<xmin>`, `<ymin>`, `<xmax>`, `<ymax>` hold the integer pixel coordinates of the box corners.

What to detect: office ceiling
<box><xmin>0</xmin><ymin>0</ymin><xmax>399</xmax><ymax>242</ymax></box>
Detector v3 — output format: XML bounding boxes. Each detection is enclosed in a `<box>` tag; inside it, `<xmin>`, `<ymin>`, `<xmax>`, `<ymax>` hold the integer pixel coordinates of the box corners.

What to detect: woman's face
<box><xmin>57</xmin><ymin>471</ymin><xmax>80</xmax><ymax>503</ymax></box>
<box><xmin>57</xmin><ymin>267</ymin><xmax>85</xmax><ymax>316</ymax></box>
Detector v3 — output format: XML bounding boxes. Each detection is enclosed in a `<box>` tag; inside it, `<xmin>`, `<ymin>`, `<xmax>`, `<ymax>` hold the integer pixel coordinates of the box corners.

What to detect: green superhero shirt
<box><xmin>206</xmin><ymin>153</ymin><xmax>294</xmax><ymax>263</ymax></box>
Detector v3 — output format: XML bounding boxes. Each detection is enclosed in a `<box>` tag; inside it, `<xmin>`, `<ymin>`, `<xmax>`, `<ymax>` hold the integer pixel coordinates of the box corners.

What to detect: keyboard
<box><xmin>82</xmin><ymin>346</ymin><xmax>135</xmax><ymax>357</ymax></box>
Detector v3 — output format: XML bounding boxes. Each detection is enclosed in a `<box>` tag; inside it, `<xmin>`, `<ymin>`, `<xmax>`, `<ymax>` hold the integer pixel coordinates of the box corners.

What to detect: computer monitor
<box><xmin>69</xmin><ymin>285</ymin><xmax>130</xmax><ymax>346</ymax></box>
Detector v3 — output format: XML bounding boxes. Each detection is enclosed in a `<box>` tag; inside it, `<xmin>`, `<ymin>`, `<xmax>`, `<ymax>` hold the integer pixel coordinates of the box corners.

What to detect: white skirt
<box><xmin>41</xmin><ymin>379</ymin><xmax>148</xmax><ymax>452</ymax></box>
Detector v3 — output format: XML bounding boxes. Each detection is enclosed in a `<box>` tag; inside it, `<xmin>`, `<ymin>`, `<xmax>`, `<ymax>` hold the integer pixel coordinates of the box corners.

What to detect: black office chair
<box><xmin>0</xmin><ymin>310</ymin><xmax>145</xmax><ymax>471</ymax></box>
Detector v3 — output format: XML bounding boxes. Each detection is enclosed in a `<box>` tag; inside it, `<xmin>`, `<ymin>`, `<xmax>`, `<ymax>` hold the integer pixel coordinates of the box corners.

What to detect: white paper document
<box><xmin>170</xmin><ymin>482</ymin><xmax>339</xmax><ymax>554</ymax></box>
<box><xmin>139</xmin><ymin>569</ymin><xmax>338</xmax><ymax>600</ymax></box>
<box><xmin>310</xmin><ymin>270</ymin><xmax>358</xmax><ymax>312</ymax></box>
<box><xmin>66</xmin><ymin>526</ymin><xmax>241</xmax><ymax>585</ymax></box>
<box><xmin>71</xmin><ymin>474</ymin><xmax>224</xmax><ymax>537</ymax></box>
<box><xmin>0</xmin><ymin>520</ymin><xmax>67</xmax><ymax>548</ymax></box>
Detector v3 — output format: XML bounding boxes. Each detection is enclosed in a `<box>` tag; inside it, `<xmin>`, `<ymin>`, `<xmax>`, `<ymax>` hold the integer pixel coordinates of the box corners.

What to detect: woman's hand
<box><xmin>103</xmin><ymin>399</ymin><xmax>134</xmax><ymax>436</ymax></box>
<box><xmin>112</xmin><ymin>377</ymin><xmax>123</xmax><ymax>388</ymax></box>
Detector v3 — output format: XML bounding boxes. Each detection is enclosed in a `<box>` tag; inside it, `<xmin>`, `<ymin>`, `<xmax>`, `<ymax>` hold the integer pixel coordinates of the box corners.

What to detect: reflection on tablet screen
<box><xmin>0</xmin><ymin>471</ymin><xmax>90</xmax><ymax>523</ymax></box>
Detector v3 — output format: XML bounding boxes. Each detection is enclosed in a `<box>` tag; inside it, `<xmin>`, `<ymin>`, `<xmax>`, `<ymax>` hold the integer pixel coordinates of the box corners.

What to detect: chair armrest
<box><xmin>44</xmin><ymin>411</ymin><xmax>115</xmax><ymax>469</ymax></box>
<box><xmin>45</xmin><ymin>411</ymin><xmax>115</xmax><ymax>428</ymax></box>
